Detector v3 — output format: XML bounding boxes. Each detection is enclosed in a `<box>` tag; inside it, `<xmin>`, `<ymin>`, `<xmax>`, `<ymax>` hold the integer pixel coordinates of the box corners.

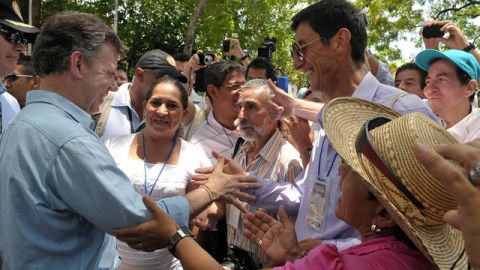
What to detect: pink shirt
<box><xmin>274</xmin><ymin>236</ymin><xmax>435</xmax><ymax>270</ymax></box>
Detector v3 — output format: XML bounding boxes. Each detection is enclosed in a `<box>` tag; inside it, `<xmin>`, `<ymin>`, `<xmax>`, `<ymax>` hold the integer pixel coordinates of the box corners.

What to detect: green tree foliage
<box><xmin>26</xmin><ymin>0</ymin><xmax>480</xmax><ymax>84</ymax></box>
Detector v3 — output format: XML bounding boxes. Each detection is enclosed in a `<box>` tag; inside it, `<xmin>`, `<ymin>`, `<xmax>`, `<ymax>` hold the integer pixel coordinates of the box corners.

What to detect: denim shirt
<box><xmin>0</xmin><ymin>91</ymin><xmax>189</xmax><ymax>270</ymax></box>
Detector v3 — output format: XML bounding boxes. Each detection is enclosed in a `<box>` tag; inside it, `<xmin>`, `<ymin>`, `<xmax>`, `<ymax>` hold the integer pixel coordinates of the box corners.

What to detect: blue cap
<box><xmin>415</xmin><ymin>49</ymin><xmax>480</xmax><ymax>81</ymax></box>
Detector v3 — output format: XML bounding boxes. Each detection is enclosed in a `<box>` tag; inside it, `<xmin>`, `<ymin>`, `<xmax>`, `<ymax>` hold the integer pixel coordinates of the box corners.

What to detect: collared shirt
<box><xmin>274</xmin><ymin>236</ymin><xmax>435</xmax><ymax>270</ymax></box>
<box><xmin>227</xmin><ymin>130</ymin><xmax>303</xmax><ymax>260</ymax></box>
<box><xmin>189</xmin><ymin>111</ymin><xmax>239</xmax><ymax>164</ymax></box>
<box><xmin>0</xmin><ymin>81</ymin><xmax>20</xmax><ymax>134</ymax></box>
<box><xmin>250</xmin><ymin>72</ymin><xmax>437</xmax><ymax>250</ymax></box>
<box><xmin>447</xmin><ymin>107</ymin><xmax>480</xmax><ymax>143</ymax></box>
<box><xmin>0</xmin><ymin>90</ymin><xmax>189</xmax><ymax>270</ymax></box>
<box><xmin>102</xmin><ymin>83</ymin><xmax>144</xmax><ymax>140</ymax></box>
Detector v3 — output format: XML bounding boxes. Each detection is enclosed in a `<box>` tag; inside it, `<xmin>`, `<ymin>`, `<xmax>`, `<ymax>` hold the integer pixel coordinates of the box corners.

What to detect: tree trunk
<box><xmin>183</xmin><ymin>0</ymin><xmax>208</xmax><ymax>54</ymax></box>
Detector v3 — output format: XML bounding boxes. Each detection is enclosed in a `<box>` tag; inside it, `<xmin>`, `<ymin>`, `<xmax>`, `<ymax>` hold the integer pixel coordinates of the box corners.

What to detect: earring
<box><xmin>371</xmin><ymin>224</ymin><xmax>382</xmax><ymax>234</ymax></box>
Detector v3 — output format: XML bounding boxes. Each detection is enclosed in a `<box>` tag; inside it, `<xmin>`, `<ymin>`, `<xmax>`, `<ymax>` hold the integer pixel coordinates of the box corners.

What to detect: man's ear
<box><xmin>69</xmin><ymin>51</ymin><xmax>84</xmax><ymax>79</ymax></box>
<box><xmin>333</xmin><ymin>27</ymin><xmax>352</xmax><ymax>53</ymax></box>
<box><xmin>31</xmin><ymin>76</ymin><xmax>41</xmax><ymax>89</ymax></box>
<box><xmin>466</xmin><ymin>79</ymin><xmax>477</xmax><ymax>98</ymax></box>
<box><xmin>134</xmin><ymin>67</ymin><xmax>145</xmax><ymax>83</ymax></box>
<box><xmin>206</xmin><ymin>84</ymin><xmax>219</xmax><ymax>101</ymax></box>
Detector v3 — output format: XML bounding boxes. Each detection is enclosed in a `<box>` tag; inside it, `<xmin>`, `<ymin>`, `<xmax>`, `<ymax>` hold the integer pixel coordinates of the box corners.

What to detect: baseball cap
<box><xmin>415</xmin><ymin>49</ymin><xmax>480</xmax><ymax>81</ymax></box>
<box><xmin>0</xmin><ymin>0</ymin><xmax>40</xmax><ymax>35</ymax></box>
<box><xmin>136</xmin><ymin>50</ymin><xmax>187</xmax><ymax>83</ymax></box>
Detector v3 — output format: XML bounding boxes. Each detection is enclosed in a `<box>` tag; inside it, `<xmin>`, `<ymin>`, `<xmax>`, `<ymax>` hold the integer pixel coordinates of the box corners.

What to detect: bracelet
<box><xmin>463</xmin><ymin>42</ymin><xmax>476</xmax><ymax>52</ymax></box>
<box><xmin>240</xmin><ymin>54</ymin><xmax>249</xmax><ymax>61</ymax></box>
<box><xmin>199</xmin><ymin>184</ymin><xmax>214</xmax><ymax>202</ymax></box>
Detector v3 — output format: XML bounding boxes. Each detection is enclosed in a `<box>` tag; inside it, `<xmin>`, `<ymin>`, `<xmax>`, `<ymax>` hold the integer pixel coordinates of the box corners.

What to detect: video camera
<box><xmin>257</xmin><ymin>36</ymin><xmax>277</xmax><ymax>60</ymax></box>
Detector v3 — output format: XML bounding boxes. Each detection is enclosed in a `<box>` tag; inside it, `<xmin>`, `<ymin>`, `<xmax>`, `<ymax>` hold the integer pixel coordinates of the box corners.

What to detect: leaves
<box><xmin>33</xmin><ymin>0</ymin><xmax>480</xmax><ymax>86</ymax></box>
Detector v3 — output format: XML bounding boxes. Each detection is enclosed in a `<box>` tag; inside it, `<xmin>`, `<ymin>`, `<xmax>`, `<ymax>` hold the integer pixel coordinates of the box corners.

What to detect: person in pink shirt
<box><xmin>243</xmin><ymin>98</ymin><xmax>467</xmax><ymax>270</ymax></box>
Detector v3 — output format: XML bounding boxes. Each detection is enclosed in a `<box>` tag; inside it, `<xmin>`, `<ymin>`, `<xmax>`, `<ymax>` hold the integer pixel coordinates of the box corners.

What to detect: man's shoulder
<box><xmin>189</xmin><ymin>121</ymin><xmax>216</xmax><ymax>144</ymax></box>
<box><xmin>0</xmin><ymin>91</ymin><xmax>20</xmax><ymax>111</ymax></box>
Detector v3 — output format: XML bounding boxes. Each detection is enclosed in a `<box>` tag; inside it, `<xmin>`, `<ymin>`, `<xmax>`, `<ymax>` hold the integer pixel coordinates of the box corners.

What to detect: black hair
<box><xmin>172</xmin><ymin>53</ymin><xmax>190</xmax><ymax>62</ymax></box>
<box><xmin>17</xmin><ymin>55</ymin><xmax>36</xmax><ymax>76</ymax></box>
<box><xmin>145</xmin><ymin>75</ymin><xmax>188</xmax><ymax>109</ymax></box>
<box><xmin>246</xmin><ymin>57</ymin><xmax>276</xmax><ymax>81</ymax></box>
<box><xmin>204</xmin><ymin>60</ymin><xmax>244</xmax><ymax>100</ymax></box>
<box><xmin>395</xmin><ymin>62</ymin><xmax>427</xmax><ymax>89</ymax></box>
<box><xmin>291</xmin><ymin>0</ymin><xmax>367</xmax><ymax>64</ymax></box>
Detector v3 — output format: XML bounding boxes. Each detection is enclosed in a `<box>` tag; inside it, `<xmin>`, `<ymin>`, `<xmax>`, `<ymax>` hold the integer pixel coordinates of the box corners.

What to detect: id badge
<box><xmin>306</xmin><ymin>176</ymin><xmax>328</xmax><ymax>232</ymax></box>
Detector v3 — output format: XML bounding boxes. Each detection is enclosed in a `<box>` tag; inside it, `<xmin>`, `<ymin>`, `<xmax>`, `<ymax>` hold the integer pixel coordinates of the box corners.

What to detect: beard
<box><xmin>238</xmin><ymin>119</ymin><xmax>264</xmax><ymax>142</ymax></box>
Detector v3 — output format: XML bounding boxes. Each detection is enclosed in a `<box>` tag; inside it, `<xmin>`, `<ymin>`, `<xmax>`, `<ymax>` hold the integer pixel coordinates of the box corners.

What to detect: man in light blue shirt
<box><xmin>0</xmin><ymin>11</ymin><xmax>254</xmax><ymax>270</ymax></box>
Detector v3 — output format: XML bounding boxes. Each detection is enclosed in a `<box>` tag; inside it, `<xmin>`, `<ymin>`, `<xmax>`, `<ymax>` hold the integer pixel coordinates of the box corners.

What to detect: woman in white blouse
<box><xmin>104</xmin><ymin>76</ymin><xmax>210</xmax><ymax>270</ymax></box>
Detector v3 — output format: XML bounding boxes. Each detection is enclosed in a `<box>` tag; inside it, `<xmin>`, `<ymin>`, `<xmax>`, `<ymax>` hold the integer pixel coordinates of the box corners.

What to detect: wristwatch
<box><xmin>463</xmin><ymin>42</ymin><xmax>476</xmax><ymax>52</ymax></box>
<box><xmin>167</xmin><ymin>226</ymin><xmax>194</xmax><ymax>257</ymax></box>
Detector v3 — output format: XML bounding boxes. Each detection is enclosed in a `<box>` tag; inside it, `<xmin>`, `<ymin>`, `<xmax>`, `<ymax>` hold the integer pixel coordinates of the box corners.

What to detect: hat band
<box><xmin>355</xmin><ymin>117</ymin><xmax>425</xmax><ymax>209</ymax></box>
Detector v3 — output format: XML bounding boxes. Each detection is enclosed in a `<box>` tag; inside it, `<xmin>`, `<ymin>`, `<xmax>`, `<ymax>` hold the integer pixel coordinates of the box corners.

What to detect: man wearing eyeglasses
<box><xmin>0</xmin><ymin>0</ymin><xmax>39</xmax><ymax>134</ymax></box>
<box><xmin>4</xmin><ymin>55</ymin><xmax>40</xmax><ymax>108</ymax></box>
<box><xmin>95</xmin><ymin>49</ymin><xmax>188</xmax><ymax>139</ymax></box>
<box><xmin>190</xmin><ymin>60</ymin><xmax>246</xmax><ymax>164</ymax></box>
<box><xmin>232</xmin><ymin>0</ymin><xmax>439</xmax><ymax>262</ymax></box>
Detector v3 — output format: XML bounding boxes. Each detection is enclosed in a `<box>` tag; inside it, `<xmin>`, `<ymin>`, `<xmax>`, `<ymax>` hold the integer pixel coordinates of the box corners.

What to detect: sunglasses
<box><xmin>4</xmin><ymin>74</ymin><xmax>34</xmax><ymax>82</ymax></box>
<box><xmin>0</xmin><ymin>27</ymin><xmax>28</xmax><ymax>46</ymax></box>
<box><xmin>355</xmin><ymin>116</ymin><xmax>425</xmax><ymax>209</ymax></box>
<box><xmin>290</xmin><ymin>39</ymin><xmax>321</xmax><ymax>61</ymax></box>
<box><xmin>221</xmin><ymin>83</ymin><xmax>243</xmax><ymax>91</ymax></box>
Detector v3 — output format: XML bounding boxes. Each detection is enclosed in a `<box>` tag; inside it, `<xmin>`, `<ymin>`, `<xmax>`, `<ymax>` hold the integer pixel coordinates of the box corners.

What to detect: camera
<box><xmin>220</xmin><ymin>245</ymin><xmax>262</xmax><ymax>270</ymax></box>
<box><xmin>422</xmin><ymin>24</ymin><xmax>446</xmax><ymax>39</ymax></box>
<box><xmin>257</xmin><ymin>36</ymin><xmax>277</xmax><ymax>60</ymax></box>
<box><xmin>223</xmin><ymin>39</ymin><xmax>231</xmax><ymax>53</ymax></box>
<box><xmin>198</xmin><ymin>51</ymin><xmax>215</xmax><ymax>65</ymax></box>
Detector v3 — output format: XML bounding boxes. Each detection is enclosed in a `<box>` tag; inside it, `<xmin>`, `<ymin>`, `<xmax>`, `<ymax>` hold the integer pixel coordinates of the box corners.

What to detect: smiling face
<box><xmin>144</xmin><ymin>81</ymin><xmax>187</xmax><ymax>139</ymax></box>
<box><xmin>83</xmin><ymin>43</ymin><xmax>119</xmax><ymax>114</ymax></box>
<box><xmin>292</xmin><ymin>22</ymin><xmax>336</xmax><ymax>93</ymax></box>
<box><xmin>424</xmin><ymin>59</ymin><xmax>474</xmax><ymax>119</ymax></box>
<box><xmin>209</xmin><ymin>70</ymin><xmax>246</xmax><ymax>129</ymax></box>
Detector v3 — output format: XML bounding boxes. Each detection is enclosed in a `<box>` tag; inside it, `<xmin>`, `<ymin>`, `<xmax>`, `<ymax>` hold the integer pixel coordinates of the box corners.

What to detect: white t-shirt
<box><xmin>0</xmin><ymin>83</ymin><xmax>20</xmax><ymax>134</ymax></box>
<box><xmin>104</xmin><ymin>133</ymin><xmax>211</xmax><ymax>270</ymax></box>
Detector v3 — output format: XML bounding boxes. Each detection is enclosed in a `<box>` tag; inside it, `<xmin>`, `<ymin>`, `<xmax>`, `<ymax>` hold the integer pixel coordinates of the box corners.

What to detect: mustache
<box><xmin>238</xmin><ymin>119</ymin><xmax>253</xmax><ymax>128</ymax></box>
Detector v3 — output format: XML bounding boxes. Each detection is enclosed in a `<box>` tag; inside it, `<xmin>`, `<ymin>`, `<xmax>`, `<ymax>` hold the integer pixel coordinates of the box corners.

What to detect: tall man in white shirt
<box><xmin>189</xmin><ymin>60</ymin><xmax>245</xmax><ymax>163</ymax></box>
<box><xmin>95</xmin><ymin>49</ymin><xmax>187</xmax><ymax>139</ymax></box>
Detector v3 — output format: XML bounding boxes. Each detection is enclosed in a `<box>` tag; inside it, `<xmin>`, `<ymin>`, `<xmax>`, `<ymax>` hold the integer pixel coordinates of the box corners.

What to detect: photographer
<box><xmin>224</xmin><ymin>38</ymin><xmax>250</xmax><ymax>67</ymax></box>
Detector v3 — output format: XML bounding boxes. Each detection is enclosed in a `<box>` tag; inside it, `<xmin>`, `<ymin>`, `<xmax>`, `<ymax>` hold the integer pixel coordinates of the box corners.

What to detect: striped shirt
<box><xmin>189</xmin><ymin>111</ymin><xmax>239</xmax><ymax>164</ymax></box>
<box><xmin>226</xmin><ymin>129</ymin><xmax>303</xmax><ymax>263</ymax></box>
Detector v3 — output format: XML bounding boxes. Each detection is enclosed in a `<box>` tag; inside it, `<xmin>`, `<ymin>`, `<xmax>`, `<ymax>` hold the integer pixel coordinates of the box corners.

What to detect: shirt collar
<box><xmin>239</xmin><ymin>129</ymin><xmax>283</xmax><ymax>165</ymax></box>
<box><xmin>0</xmin><ymin>80</ymin><xmax>6</xmax><ymax>94</ymax></box>
<box><xmin>26</xmin><ymin>90</ymin><xmax>93</xmax><ymax>129</ymax></box>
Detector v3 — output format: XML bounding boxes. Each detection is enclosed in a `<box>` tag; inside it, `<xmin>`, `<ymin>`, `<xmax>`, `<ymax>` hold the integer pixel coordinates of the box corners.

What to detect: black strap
<box><xmin>127</xmin><ymin>108</ymin><xmax>135</xmax><ymax>133</ymax></box>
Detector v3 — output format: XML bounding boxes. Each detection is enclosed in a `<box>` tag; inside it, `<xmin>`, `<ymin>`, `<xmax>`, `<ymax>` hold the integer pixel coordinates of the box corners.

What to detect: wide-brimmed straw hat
<box><xmin>322</xmin><ymin>97</ymin><xmax>466</xmax><ymax>270</ymax></box>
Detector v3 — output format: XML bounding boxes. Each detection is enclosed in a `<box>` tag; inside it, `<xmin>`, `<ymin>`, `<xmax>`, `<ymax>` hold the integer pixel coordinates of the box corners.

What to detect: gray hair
<box><xmin>240</xmin><ymin>79</ymin><xmax>271</xmax><ymax>99</ymax></box>
<box><xmin>32</xmin><ymin>11</ymin><xmax>126</xmax><ymax>76</ymax></box>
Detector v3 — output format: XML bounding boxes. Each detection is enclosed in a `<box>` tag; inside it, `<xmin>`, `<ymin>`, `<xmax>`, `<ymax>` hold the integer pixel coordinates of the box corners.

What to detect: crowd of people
<box><xmin>1</xmin><ymin>0</ymin><xmax>480</xmax><ymax>269</ymax></box>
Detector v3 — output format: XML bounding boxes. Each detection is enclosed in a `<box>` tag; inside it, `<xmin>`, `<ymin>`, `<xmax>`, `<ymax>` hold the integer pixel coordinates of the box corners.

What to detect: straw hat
<box><xmin>322</xmin><ymin>97</ymin><xmax>466</xmax><ymax>270</ymax></box>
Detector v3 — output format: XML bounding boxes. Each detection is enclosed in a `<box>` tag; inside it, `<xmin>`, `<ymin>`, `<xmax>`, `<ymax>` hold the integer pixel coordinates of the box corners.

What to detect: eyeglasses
<box><xmin>4</xmin><ymin>74</ymin><xmax>34</xmax><ymax>82</ymax></box>
<box><xmin>291</xmin><ymin>38</ymin><xmax>321</xmax><ymax>61</ymax></box>
<box><xmin>221</xmin><ymin>83</ymin><xmax>243</xmax><ymax>91</ymax></box>
<box><xmin>0</xmin><ymin>27</ymin><xmax>28</xmax><ymax>46</ymax></box>
<box><xmin>355</xmin><ymin>116</ymin><xmax>425</xmax><ymax>209</ymax></box>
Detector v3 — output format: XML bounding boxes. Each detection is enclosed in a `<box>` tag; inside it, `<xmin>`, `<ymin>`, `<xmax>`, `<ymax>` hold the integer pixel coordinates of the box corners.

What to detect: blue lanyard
<box><xmin>142</xmin><ymin>132</ymin><xmax>177</xmax><ymax>196</ymax></box>
<box><xmin>317</xmin><ymin>136</ymin><xmax>338</xmax><ymax>178</ymax></box>
<box><xmin>206</xmin><ymin>118</ymin><xmax>235</xmax><ymax>147</ymax></box>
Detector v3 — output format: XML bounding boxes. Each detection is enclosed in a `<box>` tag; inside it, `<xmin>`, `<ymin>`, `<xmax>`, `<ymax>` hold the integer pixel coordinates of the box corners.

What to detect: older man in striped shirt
<box><xmin>226</xmin><ymin>79</ymin><xmax>304</xmax><ymax>266</ymax></box>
